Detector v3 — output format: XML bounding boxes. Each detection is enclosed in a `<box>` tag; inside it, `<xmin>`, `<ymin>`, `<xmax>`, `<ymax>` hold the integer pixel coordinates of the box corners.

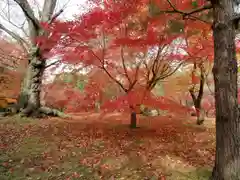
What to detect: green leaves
<box><xmin>238</xmin><ymin>66</ymin><xmax>240</xmax><ymax>72</ymax></box>
<box><xmin>76</xmin><ymin>80</ymin><xmax>85</xmax><ymax>91</ymax></box>
<box><xmin>191</xmin><ymin>1</ymin><xmax>198</xmax><ymax>8</ymax></box>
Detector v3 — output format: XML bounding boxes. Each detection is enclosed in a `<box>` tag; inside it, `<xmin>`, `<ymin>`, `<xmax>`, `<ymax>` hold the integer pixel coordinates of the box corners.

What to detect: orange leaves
<box><xmin>0</xmin><ymin>39</ymin><xmax>26</xmax><ymax>98</ymax></box>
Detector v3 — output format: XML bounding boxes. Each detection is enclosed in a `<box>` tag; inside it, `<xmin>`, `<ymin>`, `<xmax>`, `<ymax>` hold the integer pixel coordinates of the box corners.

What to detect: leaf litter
<box><xmin>0</xmin><ymin>114</ymin><xmax>214</xmax><ymax>179</ymax></box>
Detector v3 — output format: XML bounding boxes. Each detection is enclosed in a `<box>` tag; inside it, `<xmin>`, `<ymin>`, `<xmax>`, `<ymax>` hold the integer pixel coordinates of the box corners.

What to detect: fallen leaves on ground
<box><xmin>0</xmin><ymin>114</ymin><xmax>214</xmax><ymax>179</ymax></box>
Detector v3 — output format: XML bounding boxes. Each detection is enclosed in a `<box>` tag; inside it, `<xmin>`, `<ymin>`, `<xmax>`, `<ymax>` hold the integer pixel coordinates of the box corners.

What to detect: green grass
<box><xmin>0</xmin><ymin>115</ymin><xmax>37</xmax><ymax>129</ymax></box>
<box><xmin>0</xmin><ymin>116</ymin><xmax>214</xmax><ymax>180</ymax></box>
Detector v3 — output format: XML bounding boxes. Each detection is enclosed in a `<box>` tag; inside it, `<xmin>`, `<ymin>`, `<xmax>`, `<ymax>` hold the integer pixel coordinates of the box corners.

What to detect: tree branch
<box><xmin>49</xmin><ymin>9</ymin><xmax>64</xmax><ymax>24</ymax></box>
<box><xmin>165</xmin><ymin>0</ymin><xmax>212</xmax><ymax>18</ymax></box>
<box><xmin>45</xmin><ymin>60</ymin><xmax>60</xmax><ymax>68</ymax></box>
<box><xmin>121</xmin><ymin>46</ymin><xmax>132</xmax><ymax>85</ymax></box>
<box><xmin>197</xmin><ymin>63</ymin><xmax>205</xmax><ymax>101</ymax></box>
<box><xmin>13</xmin><ymin>0</ymin><xmax>40</xmax><ymax>29</ymax></box>
<box><xmin>89</xmin><ymin>49</ymin><xmax>128</xmax><ymax>92</ymax></box>
<box><xmin>41</xmin><ymin>0</ymin><xmax>57</xmax><ymax>22</ymax></box>
<box><xmin>151</xmin><ymin>61</ymin><xmax>184</xmax><ymax>89</ymax></box>
<box><xmin>0</xmin><ymin>23</ymin><xmax>29</xmax><ymax>53</ymax></box>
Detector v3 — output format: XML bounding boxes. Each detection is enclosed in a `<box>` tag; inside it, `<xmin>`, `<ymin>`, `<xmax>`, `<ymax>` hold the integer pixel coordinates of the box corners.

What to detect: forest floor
<box><xmin>0</xmin><ymin>113</ymin><xmax>215</xmax><ymax>180</ymax></box>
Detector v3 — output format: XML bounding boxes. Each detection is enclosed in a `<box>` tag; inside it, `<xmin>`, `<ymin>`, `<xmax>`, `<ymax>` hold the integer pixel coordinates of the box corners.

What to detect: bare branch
<box><xmin>0</xmin><ymin>23</ymin><xmax>29</xmax><ymax>52</ymax></box>
<box><xmin>165</xmin><ymin>0</ymin><xmax>212</xmax><ymax>18</ymax></box>
<box><xmin>88</xmin><ymin>49</ymin><xmax>128</xmax><ymax>92</ymax></box>
<box><xmin>121</xmin><ymin>46</ymin><xmax>132</xmax><ymax>84</ymax></box>
<box><xmin>49</xmin><ymin>0</ymin><xmax>71</xmax><ymax>24</ymax></box>
<box><xmin>45</xmin><ymin>60</ymin><xmax>60</xmax><ymax>68</ymax></box>
<box><xmin>13</xmin><ymin>0</ymin><xmax>40</xmax><ymax>29</ymax></box>
<box><xmin>49</xmin><ymin>9</ymin><xmax>64</xmax><ymax>24</ymax></box>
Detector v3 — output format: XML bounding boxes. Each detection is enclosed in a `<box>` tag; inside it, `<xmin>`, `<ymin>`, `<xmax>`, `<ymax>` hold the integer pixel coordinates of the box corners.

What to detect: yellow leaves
<box><xmin>237</xmin><ymin>53</ymin><xmax>240</xmax><ymax>62</ymax></box>
<box><xmin>0</xmin><ymin>97</ymin><xmax>17</xmax><ymax>108</ymax></box>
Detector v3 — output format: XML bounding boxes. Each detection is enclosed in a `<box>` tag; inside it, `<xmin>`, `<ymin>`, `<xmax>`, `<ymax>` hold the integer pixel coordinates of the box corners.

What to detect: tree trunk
<box><xmin>16</xmin><ymin>64</ymin><xmax>32</xmax><ymax>111</ymax></box>
<box><xmin>16</xmin><ymin>54</ymin><xmax>68</xmax><ymax>118</ymax></box>
<box><xmin>20</xmin><ymin>54</ymin><xmax>45</xmax><ymax>116</ymax></box>
<box><xmin>211</xmin><ymin>0</ymin><xmax>240</xmax><ymax>179</ymax></box>
<box><xmin>189</xmin><ymin>91</ymin><xmax>205</xmax><ymax>125</ymax></box>
<box><xmin>189</xmin><ymin>62</ymin><xmax>205</xmax><ymax>125</ymax></box>
<box><xmin>130</xmin><ymin>111</ymin><xmax>137</xmax><ymax>128</ymax></box>
<box><xmin>195</xmin><ymin>102</ymin><xmax>205</xmax><ymax>125</ymax></box>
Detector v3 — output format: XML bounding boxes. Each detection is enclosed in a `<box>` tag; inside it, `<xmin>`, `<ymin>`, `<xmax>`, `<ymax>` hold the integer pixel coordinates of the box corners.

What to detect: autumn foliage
<box><xmin>0</xmin><ymin>39</ymin><xmax>26</xmax><ymax>100</ymax></box>
<box><xmin>39</xmin><ymin>0</ymin><xmax>216</xmax><ymax>116</ymax></box>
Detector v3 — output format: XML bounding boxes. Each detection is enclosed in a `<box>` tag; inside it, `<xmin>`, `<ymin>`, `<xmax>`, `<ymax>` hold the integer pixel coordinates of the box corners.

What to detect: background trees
<box><xmin>1</xmin><ymin>0</ymin><xmax>240</xmax><ymax>179</ymax></box>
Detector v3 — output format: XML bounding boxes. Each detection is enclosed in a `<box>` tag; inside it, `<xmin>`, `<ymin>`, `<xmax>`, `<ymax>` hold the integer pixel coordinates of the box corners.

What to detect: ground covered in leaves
<box><xmin>0</xmin><ymin>113</ymin><xmax>215</xmax><ymax>180</ymax></box>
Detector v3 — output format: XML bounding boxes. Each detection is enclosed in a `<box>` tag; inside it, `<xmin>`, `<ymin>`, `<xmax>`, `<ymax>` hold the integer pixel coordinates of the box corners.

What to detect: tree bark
<box><xmin>15</xmin><ymin>58</ymin><xmax>33</xmax><ymax>110</ymax></box>
<box><xmin>130</xmin><ymin>111</ymin><xmax>137</xmax><ymax>128</ymax></box>
<box><xmin>129</xmin><ymin>105</ymin><xmax>137</xmax><ymax>128</ymax></box>
<box><xmin>15</xmin><ymin>52</ymin><xmax>68</xmax><ymax>118</ymax></box>
<box><xmin>20</xmin><ymin>52</ymin><xmax>45</xmax><ymax>116</ymax></box>
<box><xmin>189</xmin><ymin>62</ymin><xmax>205</xmax><ymax>125</ymax></box>
<box><xmin>211</xmin><ymin>0</ymin><xmax>240</xmax><ymax>179</ymax></box>
<box><xmin>194</xmin><ymin>102</ymin><xmax>205</xmax><ymax>125</ymax></box>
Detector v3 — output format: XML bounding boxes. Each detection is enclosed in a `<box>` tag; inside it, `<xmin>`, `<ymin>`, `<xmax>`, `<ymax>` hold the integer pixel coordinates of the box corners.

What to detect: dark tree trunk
<box><xmin>189</xmin><ymin>62</ymin><xmax>205</xmax><ymax>125</ymax></box>
<box><xmin>211</xmin><ymin>0</ymin><xmax>240</xmax><ymax>179</ymax></box>
<box><xmin>194</xmin><ymin>102</ymin><xmax>205</xmax><ymax>125</ymax></box>
<box><xmin>130</xmin><ymin>111</ymin><xmax>137</xmax><ymax>128</ymax></box>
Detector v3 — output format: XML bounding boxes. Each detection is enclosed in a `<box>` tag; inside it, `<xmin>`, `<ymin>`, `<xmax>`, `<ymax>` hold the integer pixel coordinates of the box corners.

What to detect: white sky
<box><xmin>0</xmin><ymin>0</ymin><xmax>88</xmax><ymax>36</ymax></box>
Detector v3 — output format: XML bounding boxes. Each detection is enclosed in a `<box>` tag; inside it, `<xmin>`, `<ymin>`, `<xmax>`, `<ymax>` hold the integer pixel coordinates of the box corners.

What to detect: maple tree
<box><xmin>41</xmin><ymin>0</ymin><xmax>195</xmax><ymax>128</ymax></box>
<box><xmin>9</xmin><ymin>0</ymin><xmax>240</xmax><ymax>178</ymax></box>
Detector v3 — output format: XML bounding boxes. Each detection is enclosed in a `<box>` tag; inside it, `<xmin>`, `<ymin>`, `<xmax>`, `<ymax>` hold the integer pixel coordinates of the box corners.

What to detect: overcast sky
<box><xmin>0</xmin><ymin>0</ymin><xmax>88</xmax><ymax>37</ymax></box>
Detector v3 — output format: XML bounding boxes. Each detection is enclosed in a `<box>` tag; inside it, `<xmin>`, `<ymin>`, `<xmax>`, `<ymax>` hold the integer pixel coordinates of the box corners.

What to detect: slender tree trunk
<box><xmin>189</xmin><ymin>90</ymin><xmax>205</xmax><ymax>125</ymax></box>
<box><xmin>130</xmin><ymin>111</ymin><xmax>137</xmax><ymax>128</ymax></box>
<box><xmin>211</xmin><ymin>0</ymin><xmax>240</xmax><ymax>179</ymax></box>
<box><xmin>194</xmin><ymin>102</ymin><xmax>205</xmax><ymax>125</ymax></box>
<box><xmin>189</xmin><ymin>62</ymin><xmax>205</xmax><ymax>124</ymax></box>
<box><xmin>129</xmin><ymin>105</ymin><xmax>137</xmax><ymax>128</ymax></box>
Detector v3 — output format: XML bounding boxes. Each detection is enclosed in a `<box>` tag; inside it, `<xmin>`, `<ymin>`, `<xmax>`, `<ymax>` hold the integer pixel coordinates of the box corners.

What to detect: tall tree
<box><xmin>42</xmin><ymin>0</ymin><xmax>189</xmax><ymax>128</ymax></box>
<box><xmin>152</xmin><ymin>0</ymin><xmax>240</xmax><ymax>179</ymax></box>
<box><xmin>0</xmin><ymin>0</ymin><xmax>69</xmax><ymax>117</ymax></box>
<box><xmin>211</xmin><ymin>0</ymin><xmax>240</xmax><ymax>179</ymax></box>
